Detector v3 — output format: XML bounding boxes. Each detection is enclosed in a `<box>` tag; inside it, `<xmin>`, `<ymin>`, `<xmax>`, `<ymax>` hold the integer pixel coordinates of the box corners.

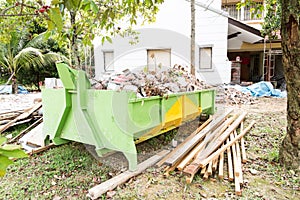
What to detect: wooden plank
<box><xmin>207</xmin><ymin>160</ymin><xmax>213</xmax><ymax>176</ymax></box>
<box><xmin>218</xmin><ymin>144</ymin><xmax>224</xmax><ymax>179</ymax></box>
<box><xmin>8</xmin><ymin>117</ymin><xmax>43</xmax><ymax>144</ymax></box>
<box><xmin>234</xmin><ymin>130</ymin><xmax>243</xmax><ymax>184</ymax></box>
<box><xmin>28</xmin><ymin>143</ymin><xmax>55</xmax><ymax>156</ymax></box>
<box><xmin>20</xmin><ymin>123</ymin><xmax>45</xmax><ymax>148</ymax></box>
<box><xmin>176</xmin><ymin>139</ymin><xmax>205</xmax><ymax>171</ymax></box>
<box><xmin>0</xmin><ymin>102</ymin><xmax>42</xmax><ymax>134</ymax></box>
<box><xmin>227</xmin><ymin>138</ymin><xmax>234</xmax><ymax>181</ymax></box>
<box><xmin>88</xmin><ymin>150</ymin><xmax>170</xmax><ymax>200</ymax></box>
<box><xmin>156</xmin><ymin>116</ymin><xmax>212</xmax><ymax>167</ymax></box>
<box><xmin>230</xmin><ymin>133</ymin><xmax>240</xmax><ymax>177</ymax></box>
<box><xmin>196</xmin><ymin>121</ymin><xmax>255</xmax><ymax>168</ymax></box>
<box><xmin>196</xmin><ymin>112</ymin><xmax>247</xmax><ymax>162</ymax></box>
<box><xmin>164</xmin><ymin>109</ymin><xmax>233</xmax><ymax>166</ymax></box>
<box><xmin>212</xmin><ymin>157</ymin><xmax>218</xmax><ymax>171</ymax></box>
<box><xmin>240</xmin><ymin>121</ymin><xmax>247</xmax><ymax>163</ymax></box>
<box><xmin>235</xmin><ymin>172</ymin><xmax>242</xmax><ymax>196</ymax></box>
<box><xmin>183</xmin><ymin>112</ymin><xmax>248</xmax><ymax>176</ymax></box>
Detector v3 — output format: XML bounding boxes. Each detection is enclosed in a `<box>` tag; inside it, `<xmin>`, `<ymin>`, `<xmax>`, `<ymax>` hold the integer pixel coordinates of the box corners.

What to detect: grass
<box><xmin>1</xmin><ymin>98</ymin><xmax>299</xmax><ymax>200</ymax></box>
<box><xmin>0</xmin><ymin>142</ymin><xmax>111</xmax><ymax>200</ymax></box>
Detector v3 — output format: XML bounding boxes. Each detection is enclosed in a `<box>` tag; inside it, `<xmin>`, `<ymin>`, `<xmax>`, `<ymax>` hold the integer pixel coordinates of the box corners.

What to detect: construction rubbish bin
<box><xmin>42</xmin><ymin>63</ymin><xmax>216</xmax><ymax>171</ymax></box>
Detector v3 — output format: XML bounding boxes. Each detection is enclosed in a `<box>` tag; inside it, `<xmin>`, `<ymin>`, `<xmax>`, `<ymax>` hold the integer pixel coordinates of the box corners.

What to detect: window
<box><xmin>199</xmin><ymin>47</ymin><xmax>212</xmax><ymax>70</ymax></box>
<box><xmin>147</xmin><ymin>49</ymin><xmax>171</xmax><ymax>70</ymax></box>
<box><xmin>103</xmin><ymin>51</ymin><xmax>114</xmax><ymax>71</ymax></box>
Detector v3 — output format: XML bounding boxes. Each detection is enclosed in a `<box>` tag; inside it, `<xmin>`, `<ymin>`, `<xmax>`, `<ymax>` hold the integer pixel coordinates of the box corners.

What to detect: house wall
<box><xmin>93</xmin><ymin>0</ymin><xmax>231</xmax><ymax>85</ymax></box>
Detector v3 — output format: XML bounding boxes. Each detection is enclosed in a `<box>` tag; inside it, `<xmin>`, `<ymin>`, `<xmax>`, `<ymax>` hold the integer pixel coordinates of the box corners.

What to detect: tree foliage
<box><xmin>237</xmin><ymin>0</ymin><xmax>281</xmax><ymax>39</ymax></box>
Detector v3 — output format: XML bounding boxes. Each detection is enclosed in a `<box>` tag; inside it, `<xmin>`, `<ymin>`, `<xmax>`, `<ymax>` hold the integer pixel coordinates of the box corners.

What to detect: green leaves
<box><xmin>48</xmin><ymin>7</ymin><xmax>63</xmax><ymax>32</ymax></box>
<box><xmin>0</xmin><ymin>137</ymin><xmax>28</xmax><ymax>178</ymax></box>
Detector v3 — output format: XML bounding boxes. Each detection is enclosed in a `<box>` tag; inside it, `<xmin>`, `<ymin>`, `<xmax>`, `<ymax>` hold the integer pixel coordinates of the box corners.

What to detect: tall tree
<box><xmin>278</xmin><ymin>0</ymin><xmax>300</xmax><ymax>170</ymax></box>
<box><xmin>1</xmin><ymin>1</ymin><xmax>163</xmax><ymax>68</ymax></box>
<box><xmin>190</xmin><ymin>0</ymin><xmax>195</xmax><ymax>75</ymax></box>
<box><xmin>46</xmin><ymin>0</ymin><xmax>163</xmax><ymax>68</ymax></box>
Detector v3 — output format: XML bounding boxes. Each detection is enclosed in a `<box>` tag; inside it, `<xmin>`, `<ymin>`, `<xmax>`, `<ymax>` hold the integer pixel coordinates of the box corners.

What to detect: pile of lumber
<box><xmin>0</xmin><ymin>100</ymin><xmax>53</xmax><ymax>155</ymax></box>
<box><xmin>158</xmin><ymin>109</ymin><xmax>255</xmax><ymax>196</ymax></box>
<box><xmin>0</xmin><ymin>101</ymin><xmax>42</xmax><ymax>134</ymax></box>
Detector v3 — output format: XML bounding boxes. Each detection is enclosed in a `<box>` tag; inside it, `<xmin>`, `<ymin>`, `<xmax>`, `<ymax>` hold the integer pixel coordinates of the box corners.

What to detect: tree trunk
<box><xmin>11</xmin><ymin>75</ymin><xmax>18</xmax><ymax>94</ymax></box>
<box><xmin>70</xmin><ymin>11</ymin><xmax>81</xmax><ymax>69</ymax></box>
<box><xmin>190</xmin><ymin>0</ymin><xmax>195</xmax><ymax>75</ymax></box>
<box><xmin>279</xmin><ymin>0</ymin><xmax>300</xmax><ymax>170</ymax></box>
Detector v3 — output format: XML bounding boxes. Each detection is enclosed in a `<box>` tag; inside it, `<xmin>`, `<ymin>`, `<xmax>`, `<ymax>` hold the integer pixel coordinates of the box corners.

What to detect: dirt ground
<box><xmin>106</xmin><ymin>97</ymin><xmax>299</xmax><ymax>200</ymax></box>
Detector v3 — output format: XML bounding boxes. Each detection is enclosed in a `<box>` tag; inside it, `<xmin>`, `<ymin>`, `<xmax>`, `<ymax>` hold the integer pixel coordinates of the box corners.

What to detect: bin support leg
<box><xmin>123</xmin><ymin>147</ymin><xmax>138</xmax><ymax>172</ymax></box>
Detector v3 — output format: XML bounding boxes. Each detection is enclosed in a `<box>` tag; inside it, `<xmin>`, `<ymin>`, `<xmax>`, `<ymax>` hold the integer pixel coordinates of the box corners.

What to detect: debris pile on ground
<box><xmin>93</xmin><ymin>65</ymin><xmax>212</xmax><ymax>97</ymax></box>
<box><xmin>156</xmin><ymin>109</ymin><xmax>255</xmax><ymax>196</ymax></box>
<box><xmin>224</xmin><ymin>87</ymin><xmax>257</xmax><ymax>105</ymax></box>
<box><xmin>0</xmin><ymin>96</ymin><xmax>52</xmax><ymax>155</ymax></box>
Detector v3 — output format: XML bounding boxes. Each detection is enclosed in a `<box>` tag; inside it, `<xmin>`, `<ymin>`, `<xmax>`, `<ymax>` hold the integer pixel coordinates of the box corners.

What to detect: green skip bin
<box><xmin>42</xmin><ymin>63</ymin><xmax>216</xmax><ymax>171</ymax></box>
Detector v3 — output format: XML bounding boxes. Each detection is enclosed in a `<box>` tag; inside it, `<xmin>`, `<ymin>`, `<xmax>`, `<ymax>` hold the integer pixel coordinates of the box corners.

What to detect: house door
<box><xmin>147</xmin><ymin>49</ymin><xmax>171</xmax><ymax>71</ymax></box>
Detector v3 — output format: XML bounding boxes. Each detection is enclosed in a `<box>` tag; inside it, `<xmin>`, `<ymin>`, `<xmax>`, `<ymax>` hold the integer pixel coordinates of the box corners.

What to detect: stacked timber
<box><xmin>0</xmin><ymin>101</ymin><xmax>42</xmax><ymax>134</ymax></box>
<box><xmin>158</xmin><ymin>110</ymin><xmax>255</xmax><ymax>196</ymax></box>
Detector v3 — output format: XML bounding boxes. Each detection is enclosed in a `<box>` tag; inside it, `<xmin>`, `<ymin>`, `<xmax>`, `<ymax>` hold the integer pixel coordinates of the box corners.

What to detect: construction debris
<box><xmin>92</xmin><ymin>65</ymin><xmax>212</xmax><ymax>97</ymax></box>
<box><xmin>158</xmin><ymin>111</ymin><xmax>255</xmax><ymax>196</ymax></box>
<box><xmin>0</xmin><ymin>102</ymin><xmax>42</xmax><ymax>134</ymax></box>
<box><xmin>223</xmin><ymin>87</ymin><xmax>257</xmax><ymax>105</ymax></box>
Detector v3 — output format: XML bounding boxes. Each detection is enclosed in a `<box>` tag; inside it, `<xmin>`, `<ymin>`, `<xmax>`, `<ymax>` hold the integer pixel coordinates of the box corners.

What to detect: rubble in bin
<box><xmin>223</xmin><ymin>87</ymin><xmax>257</xmax><ymax>105</ymax></box>
<box><xmin>92</xmin><ymin>65</ymin><xmax>212</xmax><ymax>97</ymax></box>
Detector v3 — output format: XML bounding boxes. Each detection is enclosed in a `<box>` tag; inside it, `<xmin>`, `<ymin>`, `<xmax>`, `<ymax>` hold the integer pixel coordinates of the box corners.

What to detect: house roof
<box><xmin>228</xmin><ymin>17</ymin><xmax>263</xmax><ymax>43</ymax></box>
<box><xmin>228</xmin><ymin>17</ymin><xmax>264</xmax><ymax>50</ymax></box>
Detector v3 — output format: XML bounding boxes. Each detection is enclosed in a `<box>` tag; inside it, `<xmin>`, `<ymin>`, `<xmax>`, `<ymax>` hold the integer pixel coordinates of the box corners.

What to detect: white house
<box><xmin>93</xmin><ymin>0</ymin><xmax>231</xmax><ymax>85</ymax></box>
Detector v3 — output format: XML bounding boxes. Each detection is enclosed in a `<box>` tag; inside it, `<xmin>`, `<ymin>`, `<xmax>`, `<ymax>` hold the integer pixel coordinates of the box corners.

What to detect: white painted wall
<box><xmin>93</xmin><ymin>0</ymin><xmax>231</xmax><ymax>84</ymax></box>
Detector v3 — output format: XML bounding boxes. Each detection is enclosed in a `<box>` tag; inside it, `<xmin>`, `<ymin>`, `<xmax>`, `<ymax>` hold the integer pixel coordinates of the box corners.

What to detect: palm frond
<box><xmin>25</xmin><ymin>32</ymin><xmax>47</xmax><ymax>50</ymax></box>
<box><xmin>15</xmin><ymin>47</ymin><xmax>45</xmax><ymax>71</ymax></box>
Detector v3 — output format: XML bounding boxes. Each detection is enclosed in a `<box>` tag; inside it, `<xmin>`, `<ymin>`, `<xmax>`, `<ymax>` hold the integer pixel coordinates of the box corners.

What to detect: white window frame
<box><xmin>103</xmin><ymin>50</ymin><xmax>114</xmax><ymax>71</ymax></box>
<box><xmin>199</xmin><ymin>45</ymin><xmax>213</xmax><ymax>71</ymax></box>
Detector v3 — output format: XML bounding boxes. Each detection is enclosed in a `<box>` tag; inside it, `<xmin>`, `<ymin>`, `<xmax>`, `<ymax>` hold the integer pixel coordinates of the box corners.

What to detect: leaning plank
<box><xmin>218</xmin><ymin>144</ymin><xmax>224</xmax><ymax>179</ymax></box>
<box><xmin>212</xmin><ymin>157</ymin><xmax>218</xmax><ymax>171</ymax></box>
<box><xmin>207</xmin><ymin>160</ymin><xmax>213</xmax><ymax>176</ymax></box>
<box><xmin>156</xmin><ymin>116</ymin><xmax>212</xmax><ymax>167</ymax></box>
<box><xmin>88</xmin><ymin>150</ymin><xmax>170</xmax><ymax>200</ymax></box>
<box><xmin>0</xmin><ymin>102</ymin><xmax>42</xmax><ymax>134</ymax></box>
<box><xmin>8</xmin><ymin>117</ymin><xmax>43</xmax><ymax>144</ymax></box>
<box><xmin>227</xmin><ymin>138</ymin><xmax>234</xmax><ymax>181</ymax></box>
<box><xmin>234</xmin><ymin>130</ymin><xmax>243</xmax><ymax>184</ymax></box>
<box><xmin>196</xmin><ymin>121</ymin><xmax>255</xmax><ymax>168</ymax></box>
<box><xmin>230</xmin><ymin>133</ymin><xmax>239</xmax><ymax>177</ymax></box>
<box><xmin>176</xmin><ymin>139</ymin><xmax>205</xmax><ymax>171</ymax></box>
<box><xmin>164</xmin><ymin>109</ymin><xmax>233</xmax><ymax>166</ymax></box>
<box><xmin>240</xmin><ymin>121</ymin><xmax>247</xmax><ymax>163</ymax></box>
<box><xmin>183</xmin><ymin>112</ymin><xmax>248</xmax><ymax>177</ymax></box>
<box><xmin>196</xmin><ymin>112</ymin><xmax>247</xmax><ymax>162</ymax></box>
